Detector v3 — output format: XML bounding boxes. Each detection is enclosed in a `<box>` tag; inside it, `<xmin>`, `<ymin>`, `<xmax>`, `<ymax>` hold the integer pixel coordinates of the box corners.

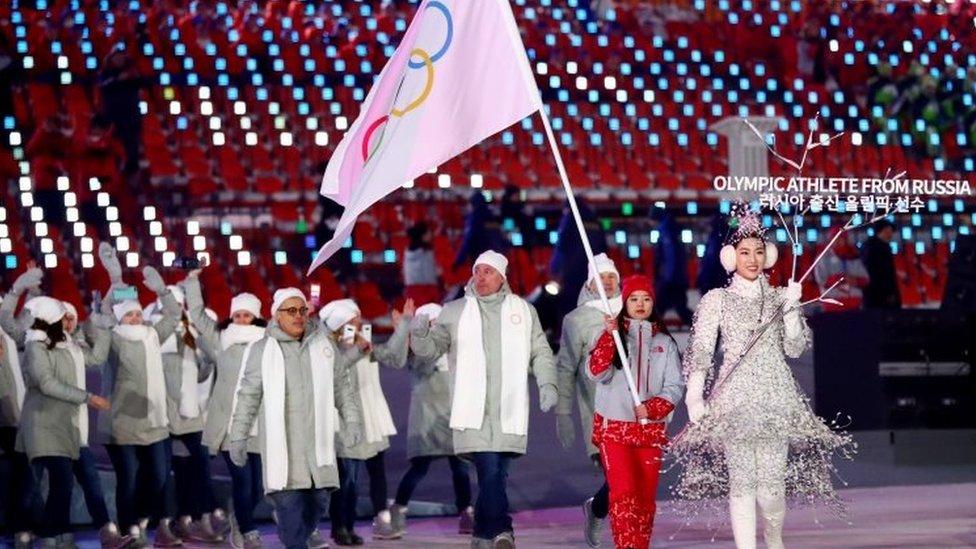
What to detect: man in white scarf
<box><xmin>410</xmin><ymin>250</ymin><xmax>558</xmax><ymax>548</ymax></box>
<box><xmin>554</xmin><ymin>253</ymin><xmax>621</xmax><ymax>547</ymax></box>
<box><xmin>229</xmin><ymin>288</ymin><xmax>363</xmax><ymax>549</ymax></box>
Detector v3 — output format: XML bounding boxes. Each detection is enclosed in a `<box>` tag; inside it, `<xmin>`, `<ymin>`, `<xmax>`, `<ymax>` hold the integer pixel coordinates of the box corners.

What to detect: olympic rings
<box><xmin>358</xmin><ymin>1</ymin><xmax>453</xmax><ymax>163</ymax></box>
<box><xmin>391</xmin><ymin>49</ymin><xmax>434</xmax><ymax>118</ymax></box>
<box><xmin>408</xmin><ymin>1</ymin><xmax>453</xmax><ymax>69</ymax></box>
<box><xmin>362</xmin><ymin>115</ymin><xmax>389</xmax><ymax>162</ymax></box>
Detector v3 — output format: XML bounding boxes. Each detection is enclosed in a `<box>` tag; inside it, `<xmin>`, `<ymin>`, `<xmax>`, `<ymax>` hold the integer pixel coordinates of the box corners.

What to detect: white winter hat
<box><xmin>230</xmin><ymin>293</ymin><xmax>262</xmax><ymax>318</ymax></box>
<box><xmin>25</xmin><ymin>296</ymin><xmax>67</xmax><ymax>325</ymax></box>
<box><xmin>61</xmin><ymin>301</ymin><xmax>78</xmax><ymax>318</ymax></box>
<box><xmin>588</xmin><ymin>253</ymin><xmax>619</xmax><ymax>283</ymax></box>
<box><xmin>318</xmin><ymin>299</ymin><xmax>361</xmax><ymax>331</ymax></box>
<box><xmin>415</xmin><ymin>303</ymin><xmax>443</xmax><ymax>321</ymax></box>
<box><xmin>113</xmin><ymin>300</ymin><xmax>143</xmax><ymax>322</ymax></box>
<box><xmin>271</xmin><ymin>288</ymin><xmax>307</xmax><ymax>315</ymax></box>
<box><xmin>473</xmin><ymin>250</ymin><xmax>508</xmax><ymax>279</ymax></box>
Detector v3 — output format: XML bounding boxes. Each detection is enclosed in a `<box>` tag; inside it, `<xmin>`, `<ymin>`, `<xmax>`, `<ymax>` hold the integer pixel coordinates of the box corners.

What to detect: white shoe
<box><xmin>582</xmin><ymin>497</ymin><xmax>604</xmax><ymax>547</ymax></box>
<box><xmin>372</xmin><ymin>509</ymin><xmax>401</xmax><ymax>540</ymax></box>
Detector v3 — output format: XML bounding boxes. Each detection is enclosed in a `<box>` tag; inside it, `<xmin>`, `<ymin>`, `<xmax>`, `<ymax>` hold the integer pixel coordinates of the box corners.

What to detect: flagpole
<box><xmin>537</xmin><ymin>107</ymin><xmax>645</xmax><ymax>416</ymax></box>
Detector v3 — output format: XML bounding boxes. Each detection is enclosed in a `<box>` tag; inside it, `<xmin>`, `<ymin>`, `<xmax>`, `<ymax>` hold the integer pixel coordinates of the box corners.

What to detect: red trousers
<box><xmin>599</xmin><ymin>438</ymin><xmax>664</xmax><ymax>548</ymax></box>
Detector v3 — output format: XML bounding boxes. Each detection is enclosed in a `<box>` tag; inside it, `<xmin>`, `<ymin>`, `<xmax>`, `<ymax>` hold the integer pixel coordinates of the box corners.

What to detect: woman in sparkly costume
<box><xmin>671</xmin><ymin>206</ymin><xmax>855</xmax><ymax>549</ymax></box>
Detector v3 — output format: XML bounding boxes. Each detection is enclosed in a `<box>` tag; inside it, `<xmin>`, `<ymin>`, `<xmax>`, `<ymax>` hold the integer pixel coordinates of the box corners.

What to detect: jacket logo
<box><xmin>652</xmin><ymin>345</ymin><xmax>664</xmax><ymax>353</ymax></box>
<box><xmin>510</xmin><ymin>314</ymin><xmax>522</xmax><ymax>325</ymax></box>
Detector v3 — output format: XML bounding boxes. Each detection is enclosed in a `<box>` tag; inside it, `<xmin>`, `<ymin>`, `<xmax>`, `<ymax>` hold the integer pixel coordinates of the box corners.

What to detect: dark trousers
<box><xmin>0</xmin><ymin>427</ymin><xmax>39</xmax><ymax>534</ymax></box>
<box><xmin>394</xmin><ymin>455</ymin><xmax>472</xmax><ymax>512</ymax></box>
<box><xmin>592</xmin><ymin>481</ymin><xmax>609</xmax><ymax>519</ymax></box>
<box><xmin>329</xmin><ymin>452</ymin><xmax>387</xmax><ymax>532</ymax></box>
<box><xmin>106</xmin><ymin>439</ymin><xmax>172</xmax><ymax>531</ymax></box>
<box><xmin>470</xmin><ymin>452</ymin><xmax>513</xmax><ymax>540</ymax></box>
<box><xmin>33</xmin><ymin>456</ymin><xmax>75</xmax><ymax>538</ymax></box>
<box><xmin>267</xmin><ymin>488</ymin><xmax>330</xmax><ymax>549</ymax></box>
<box><xmin>74</xmin><ymin>447</ymin><xmax>110</xmax><ymax>527</ymax></box>
<box><xmin>221</xmin><ymin>451</ymin><xmax>263</xmax><ymax>534</ymax></box>
<box><xmin>170</xmin><ymin>432</ymin><xmax>217</xmax><ymax>520</ymax></box>
<box><xmin>329</xmin><ymin>458</ymin><xmax>363</xmax><ymax>532</ymax></box>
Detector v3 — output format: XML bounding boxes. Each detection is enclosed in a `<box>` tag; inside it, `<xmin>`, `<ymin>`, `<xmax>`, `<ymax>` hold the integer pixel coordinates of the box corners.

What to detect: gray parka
<box><xmin>229</xmin><ymin>323</ymin><xmax>362</xmax><ymax>492</ymax></box>
<box><xmin>183</xmin><ymin>277</ymin><xmax>264</xmax><ymax>455</ymax></box>
<box><xmin>19</xmin><ymin>327</ymin><xmax>110</xmax><ymax>459</ymax></box>
<box><xmin>333</xmin><ymin>318</ymin><xmax>410</xmax><ymax>460</ymax></box>
<box><xmin>410</xmin><ymin>281</ymin><xmax>557</xmax><ymax>456</ymax></box>
<box><xmin>0</xmin><ymin>296</ymin><xmax>32</xmax><ymax>427</ymax></box>
<box><xmin>103</xmin><ymin>290</ymin><xmax>182</xmax><ymax>446</ymax></box>
<box><xmin>554</xmin><ymin>287</ymin><xmax>609</xmax><ymax>458</ymax></box>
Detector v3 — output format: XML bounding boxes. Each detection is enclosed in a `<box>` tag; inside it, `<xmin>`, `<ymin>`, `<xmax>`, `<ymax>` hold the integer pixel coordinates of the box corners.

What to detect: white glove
<box><xmin>228</xmin><ymin>439</ymin><xmax>249</xmax><ymax>468</ymax></box>
<box><xmin>783</xmin><ymin>280</ymin><xmax>802</xmax><ymax>306</ymax></box>
<box><xmin>142</xmin><ymin>266</ymin><xmax>167</xmax><ymax>294</ymax></box>
<box><xmin>539</xmin><ymin>384</ymin><xmax>559</xmax><ymax>413</ymax></box>
<box><xmin>685</xmin><ymin>370</ymin><xmax>707</xmax><ymax>424</ymax></box>
<box><xmin>98</xmin><ymin>243</ymin><xmax>123</xmax><ymax>284</ymax></box>
<box><xmin>11</xmin><ymin>268</ymin><xmax>43</xmax><ymax>295</ymax></box>
<box><xmin>783</xmin><ymin>281</ymin><xmax>805</xmax><ymax>339</ymax></box>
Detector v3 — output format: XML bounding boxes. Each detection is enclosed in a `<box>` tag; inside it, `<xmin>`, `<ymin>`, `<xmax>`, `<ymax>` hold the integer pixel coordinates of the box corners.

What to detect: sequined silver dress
<box><xmin>670</xmin><ymin>274</ymin><xmax>855</xmax><ymax>515</ymax></box>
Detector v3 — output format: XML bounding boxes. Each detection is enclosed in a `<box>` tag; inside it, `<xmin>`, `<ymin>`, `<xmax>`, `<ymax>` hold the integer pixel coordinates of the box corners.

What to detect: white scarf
<box><xmin>113</xmin><ymin>324</ymin><xmax>169</xmax><ymax>428</ymax></box>
<box><xmin>25</xmin><ymin>330</ymin><xmax>89</xmax><ymax>445</ymax></box>
<box><xmin>452</xmin><ymin>294</ymin><xmax>532</xmax><ymax>435</ymax></box>
<box><xmin>261</xmin><ymin>334</ymin><xmax>335</xmax><ymax>492</ymax></box>
<box><xmin>1</xmin><ymin>328</ymin><xmax>25</xmax><ymax>418</ymax></box>
<box><xmin>354</xmin><ymin>358</ymin><xmax>397</xmax><ymax>443</ymax></box>
<box><xmin>220</xmin><ymin>324</ymin><xmax>266</xmax><ymax>352</ymax></box>
<box><xmin>584</xmin><ymin>295</ymin><xmax>623</xmax><ymax>315</ymax></box>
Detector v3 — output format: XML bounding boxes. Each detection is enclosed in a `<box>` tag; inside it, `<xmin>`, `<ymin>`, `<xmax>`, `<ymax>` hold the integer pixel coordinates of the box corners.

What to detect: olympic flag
<box><xmin>307</xmin><ymin>0</ymin><xmax>543</xmax><ymax>274</ymax></box>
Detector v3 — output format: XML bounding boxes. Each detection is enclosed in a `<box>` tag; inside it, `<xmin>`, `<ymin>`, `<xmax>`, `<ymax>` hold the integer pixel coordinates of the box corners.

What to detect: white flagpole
<box><xmin>537</xmin><ymin>107</ymin><xmax>644</xmax><ymax>414</ymax></box>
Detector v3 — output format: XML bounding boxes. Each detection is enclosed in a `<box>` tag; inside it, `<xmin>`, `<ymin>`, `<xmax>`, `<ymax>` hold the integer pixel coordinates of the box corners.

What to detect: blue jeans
<box><xmin>221</xmin><ymin>451</ymin><xmax>263</xmax><ymax>534</ymax></box>
<box><xmin>32</xmin><ymin>457</ymin><xmax>74</xmax><ymax>538</ymax></box>
<box><xmin>328</xmin><ymin>458</ymin><xmax>364</xmax><ymax>532</ymax></box>
<box><xmin>74</xmin><ymin>447</ymin><xmax>110</xmax><ymax>527</ymax></box>
<box><xmin>471</xmin><ymin>452</ymin><xmax>513</xmax><ymax>540</ymax></box>
<box><xmin>106</xmin><ymin>439</ymin><xmax>172</xmax><ymax>531</ymax></box>
<box><xmin>0</xmin><ymin>427</ymin><xmax>40</xmax><ymax>534</ymax></box>
<box><xmin>170</xmin><ymin>432</ymin><xmax>218</xmax><ymax>520</ymax></box>
<box><xmin>394</xmin><ymin>455</ymin><xmax>472</xmax><ymax>511</ymax></box>
<box><xmin>266</xmin><ymin>488</ymin><xmax>330</xmax><ymax>549</ymax></box>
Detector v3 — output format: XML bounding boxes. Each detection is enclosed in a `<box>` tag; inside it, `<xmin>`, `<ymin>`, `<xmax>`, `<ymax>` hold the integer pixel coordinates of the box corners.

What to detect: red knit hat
<box><xmin>621</xmin><ymin>275</ymin><xmax>654</xmax><ymax>302</ymax></box>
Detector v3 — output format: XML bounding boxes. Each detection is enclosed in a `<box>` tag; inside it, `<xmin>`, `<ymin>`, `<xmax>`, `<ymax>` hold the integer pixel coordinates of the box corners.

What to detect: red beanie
<box><xmin>621</xmin><ymin>275</ymin><xmax>654</xmax><ymax>303</ymax></box>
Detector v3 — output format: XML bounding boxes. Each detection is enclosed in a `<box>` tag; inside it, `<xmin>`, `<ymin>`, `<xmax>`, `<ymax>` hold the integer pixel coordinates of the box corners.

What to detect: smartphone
<box><xmin>171</xmin><ymin>256</ymin><xmax>201</xmax><ymax>270</ymax></box>
<box><xmin>361</xmin><ymin>323</ymin><xmax>372</xmax><ymax>344</ymax></box>
<box><xmin>112</xmin><ymin>286</ymin><xmax>138</xmax><ymax>301</ymax></box>
<box><xmin>310</xmin><ymin>284</ymin><xmax>321</xmax><ymax>302</ymax></box>
<box><xmin>342</xmin><ymin>324</ymin><xmax>356</xmax><ymax>343</ymax></box>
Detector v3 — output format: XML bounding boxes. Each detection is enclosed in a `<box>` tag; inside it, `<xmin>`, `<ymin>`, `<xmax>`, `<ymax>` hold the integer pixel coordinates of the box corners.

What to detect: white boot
<box><xmin>757</xmin><ymin>491</ymin><xmax>786</xmax><ymax>549</ymax></box>
<box><xmin>729</xmin><ymin>493</ymin><xmax>757</xmax><ymax>549</ymax></box>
